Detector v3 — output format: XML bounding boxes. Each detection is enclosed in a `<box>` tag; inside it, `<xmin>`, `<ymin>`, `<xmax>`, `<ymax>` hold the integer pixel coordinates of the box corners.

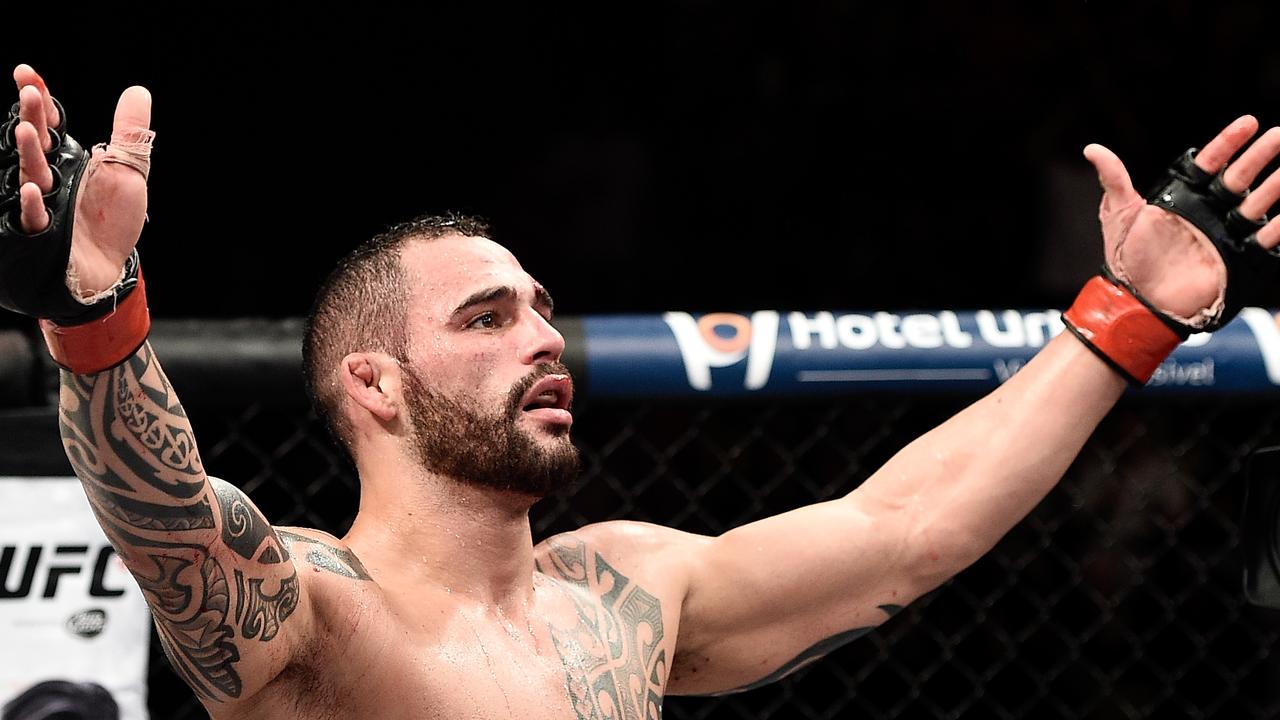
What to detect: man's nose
<box><xmin>519</xmin><ymin>308</ymin><xmax>566</xmax><ymax>365</ymax></box>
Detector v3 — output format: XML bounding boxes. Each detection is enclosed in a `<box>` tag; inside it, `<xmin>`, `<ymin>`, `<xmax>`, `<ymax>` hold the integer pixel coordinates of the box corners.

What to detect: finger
<box><xmin>1253</xmin><ymin>215</ymin><xmax>1280</xmax><ymax>249</ymax></box>
<box><xmin>18</xmin><ymin>182</ymin><xmax>48</xmax><ymax>233</ymax></box>
<box><xmin>112</xmin><ymin>86</ymin><xmax>152</xmax><ymax>138</ymax></box>
<box><xmin>1238</xmin><ymin>160</ymin><xmax>1280</xmax><ymax>222</ymax></box>
<box><xmin>17</xmin><ymin>85</ymin><xmax>49</xmax><ymax>152</ymax></box>
<box><xmin>1193</xmin><ymin>115</ymin><xmax>1259</xmax><ymax>174</ymax></box>
<box><xmin>15</xmin><ymin>121</ymin><xmax>53</xmax><ymax>192</ymax></box>
<box><xmin>1246</xmin><ymin>164</ymin><xmax>1280</xmax><ymax>249</ymax></box>
<box><xmin>12</xmin><ymin>64</ymin><xmax>59</xmax><ymax>129</ymax></box>
<box><xmin>1083</xmin><ymin>143</ymin><xmax>1139</xmax><ymax>202</ymax></box>
<box><xmin>1220</xmin><ymin>127</ymin><xmax>1280</xmax><ymax>193</ymax></box>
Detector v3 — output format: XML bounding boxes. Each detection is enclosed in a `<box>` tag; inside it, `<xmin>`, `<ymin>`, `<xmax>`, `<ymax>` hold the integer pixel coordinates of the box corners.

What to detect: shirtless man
<box><xmin>5</xmin><ymin>64</ymin><xmax>1280</xmax><ymax>719</ymax></box>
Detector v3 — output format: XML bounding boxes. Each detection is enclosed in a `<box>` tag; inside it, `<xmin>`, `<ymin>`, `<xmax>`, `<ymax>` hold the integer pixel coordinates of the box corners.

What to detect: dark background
<box><xmin>7</xmin><ymin>4</ymin><xmax>1280</xmax><ymax>718</ymax></box>
<box><xmin>6</xmin><ymin>0</ymin><xmax>1280</xmax><ymax>325</ymax></box>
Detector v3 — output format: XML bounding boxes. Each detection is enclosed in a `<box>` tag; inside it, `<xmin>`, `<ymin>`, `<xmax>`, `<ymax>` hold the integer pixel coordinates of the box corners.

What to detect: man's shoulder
<box><xmin>534</xmin><ymin>521</ymin><xmax>710</xmax><ymax>589</ymax></box>
<box><xmin>276</xmin><ymin>526</ymin><xmax>374</xmax><ymax>582</ymax></box>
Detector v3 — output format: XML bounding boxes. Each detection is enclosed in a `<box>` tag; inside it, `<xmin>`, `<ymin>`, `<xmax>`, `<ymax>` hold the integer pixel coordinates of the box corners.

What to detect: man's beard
<box><xmin>400</xmin><ymin>363</ymin><xmax>582</xmax><ymax>497</ymax></box>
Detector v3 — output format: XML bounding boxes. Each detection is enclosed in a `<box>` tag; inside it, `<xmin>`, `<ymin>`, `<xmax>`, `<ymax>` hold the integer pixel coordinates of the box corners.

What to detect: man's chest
<box><xmin>257</xmin><ymin>547</ymin><xmax>674</xmax><ymax>720</ymax></box>
<box><xmin>276</xmin><ymin>607</ymin><xmax>670</xmax><ymax>719</ymax></box>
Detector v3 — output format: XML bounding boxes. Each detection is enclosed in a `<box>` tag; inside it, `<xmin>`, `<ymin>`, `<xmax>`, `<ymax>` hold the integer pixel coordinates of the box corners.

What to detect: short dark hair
<box><xmin>302</xmin><ymin>213</ymin><xmax>493</xmax><ymax>460</ymax></box>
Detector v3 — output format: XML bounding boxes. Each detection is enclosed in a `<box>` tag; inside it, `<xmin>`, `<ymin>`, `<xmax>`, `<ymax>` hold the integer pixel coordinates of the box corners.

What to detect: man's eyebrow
<box><xmin>534</xmin><ymin>284</ymin><xmax>555</xmax><ymax>315</ymax></box>
<box><xmin>450</xmin><ymin>286</ymin><xmax>516</xmax><ymax>319</ymax></box>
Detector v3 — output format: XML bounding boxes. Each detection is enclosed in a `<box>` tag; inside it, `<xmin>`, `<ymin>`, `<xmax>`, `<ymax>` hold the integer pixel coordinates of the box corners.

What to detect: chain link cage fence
<box><xmin>2</xmin><ymin>321</ymin><xmax>1279</xmax><ymax>719</ymax></box>
<box><xmin>142</xmin><ymin>393</ymin><xmax>1280</xmax><ymax>719</ymax></box>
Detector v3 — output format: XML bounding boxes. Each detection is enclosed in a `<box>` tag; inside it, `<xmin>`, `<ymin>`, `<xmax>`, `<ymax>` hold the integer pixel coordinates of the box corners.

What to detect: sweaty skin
<box><xmin>58</xmin><ymin>240</ymin><xmax>687</xmax><ymax>720</ymax></box>
<box><xmin>14</xmin><ymin>64</ymin><xmax>1280</xmax><ymax>718</ymax></box>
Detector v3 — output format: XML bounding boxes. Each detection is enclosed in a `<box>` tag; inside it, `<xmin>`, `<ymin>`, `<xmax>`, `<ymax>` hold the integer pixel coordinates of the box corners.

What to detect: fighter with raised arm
<box><xmin>0</xmin><ymin>66</ymin><xmax>309</xmax><ymax>704</ymax></box>
<box><xmin>4</xmin><ymin>66</ymin><xmax>1280</xmax><ymax>719</ymax></box>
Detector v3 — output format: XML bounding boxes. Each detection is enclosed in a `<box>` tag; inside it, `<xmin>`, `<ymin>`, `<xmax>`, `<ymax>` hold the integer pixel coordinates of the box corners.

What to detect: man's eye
<box><xmin>467</xmin><ymin>312</ymin><xmax>497</xmax><ymax>329</ymax></box>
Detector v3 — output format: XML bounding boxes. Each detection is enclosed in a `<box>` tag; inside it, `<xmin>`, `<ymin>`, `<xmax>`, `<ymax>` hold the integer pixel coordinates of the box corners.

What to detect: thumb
<box><xmin>1083</xmin><ymin>143</ymin><xmax>1138</xmax><ymax>204</ymax></box>
<box><xmin>101</xmin><ymin>86</ymin><xmax>155</xmax><ymax>179</ymax></box>
<box><xmin>112</xmin><ymin>86</ymin><xmax>152</xmax><ymax>140</ymax></box>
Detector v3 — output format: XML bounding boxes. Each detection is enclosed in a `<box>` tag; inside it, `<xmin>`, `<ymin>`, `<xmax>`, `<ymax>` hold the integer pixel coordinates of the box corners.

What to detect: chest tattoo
<box><xmin>536</xmin><ymin>536</ymin><xmax>667</xmax><ymax>720</ymax></box>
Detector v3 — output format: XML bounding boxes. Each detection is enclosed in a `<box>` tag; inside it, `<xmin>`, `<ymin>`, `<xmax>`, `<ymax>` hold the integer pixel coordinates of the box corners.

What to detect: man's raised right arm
<box><xmin>3</xmin><ymin>65</ymin><xmax>312</xmax><ymax>707</ymax></box>
<box><xmin>58</xmin><ymin>343</ymin><xmax>307</xmax><ymax>704</ymax></box>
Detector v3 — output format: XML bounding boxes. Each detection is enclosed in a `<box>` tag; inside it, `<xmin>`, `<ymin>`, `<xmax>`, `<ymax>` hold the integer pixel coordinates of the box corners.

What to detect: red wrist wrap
<box><xmin>39</xmin><ymin>273</ymin><xmax>151</xmax><ymax>375</ymax></box>
<box><xmin>1061</xmin><ymin>275</ymin><xmax>1183</xmax><ymax>385</ymax></box>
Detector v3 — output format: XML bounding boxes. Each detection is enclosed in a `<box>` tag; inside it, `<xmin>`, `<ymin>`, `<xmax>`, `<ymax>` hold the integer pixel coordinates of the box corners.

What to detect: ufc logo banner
<box><xmin>0</xmin><ymin>477</ymin><xmax>150</xmax><ymax>720</ymax></box>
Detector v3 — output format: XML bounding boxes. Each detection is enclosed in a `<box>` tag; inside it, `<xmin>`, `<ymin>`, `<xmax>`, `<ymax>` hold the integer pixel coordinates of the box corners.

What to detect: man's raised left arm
<box><xmin>662</xmin><ymin>116</ymin><xmax>1280</xmax><ymax>695</ymax></box>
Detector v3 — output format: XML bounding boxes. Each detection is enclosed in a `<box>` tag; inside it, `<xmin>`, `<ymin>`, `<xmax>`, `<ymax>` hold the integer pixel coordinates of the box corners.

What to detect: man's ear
<box><xmin>339</xmin><ymin>352</ymin><xmax>402</xmax><ymax>424</ymax></box>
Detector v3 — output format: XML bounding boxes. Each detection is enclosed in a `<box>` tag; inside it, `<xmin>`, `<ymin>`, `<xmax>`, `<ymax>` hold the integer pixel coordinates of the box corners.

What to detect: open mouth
<box><xmin>518</xmin><ymin>374</ymin><xmax>574</xmax><ymax>422</ymax></box>
<box><xmin>520</xmin><ymin>375</ymin><xmax>573</xmax><ymax>412</ymax></box>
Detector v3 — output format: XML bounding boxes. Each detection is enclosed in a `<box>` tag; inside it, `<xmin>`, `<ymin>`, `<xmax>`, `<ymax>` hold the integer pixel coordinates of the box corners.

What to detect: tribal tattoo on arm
<box><xmin>711</xmin><ymin>603</ymin><xmax>903</xmax><ymax>695</ymax></box>
<box><xmin>58</xmin><ymin>343</ymin><xmax>299</xmax><ymax>703</ymax></box>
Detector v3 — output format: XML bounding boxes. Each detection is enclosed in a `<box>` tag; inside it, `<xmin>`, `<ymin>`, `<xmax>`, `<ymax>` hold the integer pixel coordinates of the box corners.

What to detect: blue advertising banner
<box><xmin>582</xmin><ymin>308</ymin><xmax>1280</xmax><ymax>397</ymax></box>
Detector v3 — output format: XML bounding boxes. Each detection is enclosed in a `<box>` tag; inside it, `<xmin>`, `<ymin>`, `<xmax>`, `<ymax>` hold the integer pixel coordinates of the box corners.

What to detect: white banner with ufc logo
<box><xmin>0</xmin><ymin>477</ymin><xmax>150</xmax><ymax>720</ymax></box>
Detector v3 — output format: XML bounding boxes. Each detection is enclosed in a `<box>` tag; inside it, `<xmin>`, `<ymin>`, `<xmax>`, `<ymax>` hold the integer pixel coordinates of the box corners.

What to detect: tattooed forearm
<box><xmin>60</xmin><ymin>343</ymin><xmax>205</xmax><ymax>498</ymax></box>
<box><xmin>57</xmin><ymin>343</ymin><xmax>299</xmax><ymax>703</ymax></box>
<box><xmin>86</xmin><ymin>484</ymin><xmax>218</xmax><ymax>532</ymax></box>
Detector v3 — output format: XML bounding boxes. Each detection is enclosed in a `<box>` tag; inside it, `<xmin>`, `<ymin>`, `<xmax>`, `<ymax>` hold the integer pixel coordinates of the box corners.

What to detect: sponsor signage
<box><xmin>0</xmin><ymin>477</ymin><xmax>150</xmax><ymax>720</ymax></box>
<box><xmin>582</xmin><ymin>308</ymin><xmax>1280</xmax><ymax>397</ymax></box>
